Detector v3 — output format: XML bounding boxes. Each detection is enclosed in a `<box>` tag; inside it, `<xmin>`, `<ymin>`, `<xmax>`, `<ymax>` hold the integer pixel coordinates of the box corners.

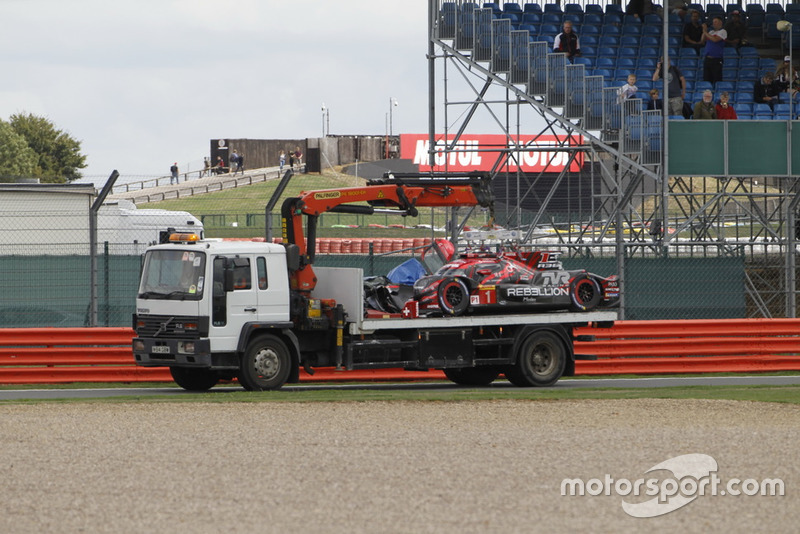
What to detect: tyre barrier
<box><xmin>2</xmin><ymin>319</ymin><xmax>800</xmax><ymax>385</ymax></box>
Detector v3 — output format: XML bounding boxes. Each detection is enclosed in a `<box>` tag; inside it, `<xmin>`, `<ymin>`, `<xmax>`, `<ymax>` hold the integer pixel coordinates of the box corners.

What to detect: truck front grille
<box><xmin>135</xmin><ymin>315</ymin><xmax>203</xmax><ymax>339</ymax></box>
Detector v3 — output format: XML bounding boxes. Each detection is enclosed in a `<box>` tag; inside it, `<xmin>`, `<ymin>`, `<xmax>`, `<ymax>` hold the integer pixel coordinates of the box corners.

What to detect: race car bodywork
<box><xmin>411</xmin><ymin>250</ymin><xmax>619</xmax><ymax>316</ymax></box>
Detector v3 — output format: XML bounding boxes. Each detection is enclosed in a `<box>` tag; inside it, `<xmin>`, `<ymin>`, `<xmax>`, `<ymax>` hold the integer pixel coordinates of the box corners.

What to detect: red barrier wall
<box><xmin>1</xmin><ymin>319</ymin><xmax>800</xmax><ymax>385</ymax></box>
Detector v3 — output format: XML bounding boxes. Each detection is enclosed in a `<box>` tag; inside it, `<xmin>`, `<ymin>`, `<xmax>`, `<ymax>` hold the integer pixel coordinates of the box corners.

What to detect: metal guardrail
<box><xmin>2</xmin><ymin>319</ymin><xmax>800</xmax><ymax>385</ymax></box>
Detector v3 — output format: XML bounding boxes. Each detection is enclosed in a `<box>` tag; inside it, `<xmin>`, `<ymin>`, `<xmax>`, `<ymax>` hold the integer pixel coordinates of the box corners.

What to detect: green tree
<box><xmin>0</xmin><ymin>121</ymin><xmax>38</xmax><ymax>182</ymax></box>
<box><xmin>8</xmin><ymin>112</ymin><xmax>87</xmax><ymax>183</ymax></box>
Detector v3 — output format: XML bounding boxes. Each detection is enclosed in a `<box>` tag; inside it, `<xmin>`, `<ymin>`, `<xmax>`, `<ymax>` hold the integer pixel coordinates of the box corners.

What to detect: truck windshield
<box><xmin>138</xmin><ymin>249</ymin><xmax>206</xmax><ymax>300</ymax></box>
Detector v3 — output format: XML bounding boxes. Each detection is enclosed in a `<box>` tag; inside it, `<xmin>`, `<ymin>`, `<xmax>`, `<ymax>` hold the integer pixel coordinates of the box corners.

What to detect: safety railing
<box><xmin>2</xmin><ymin>319</ymin><xmax>800</xmax><ymax>385</ymax></box>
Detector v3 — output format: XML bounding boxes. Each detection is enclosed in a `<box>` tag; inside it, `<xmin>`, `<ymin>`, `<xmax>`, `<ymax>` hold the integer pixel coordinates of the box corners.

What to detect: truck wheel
<box><xmin>437</xmin><ymin>277</ymin><xmax>470</xmax><ymax>316</ymax></box>
<box><xmin>443</xmin><ymin>367</ymin><xmax>500</xmax><ymax>386</ymax></box>
<box><xmin>169</xmin><ymin>367</ymin><xmax>219</xmax><ymax>391</ymax></box>
<box><xmin>239</xmin><ymin>335</ymin><xmax>292</xmax><ymax>391</ymax></box>
<box><xmin>511</xmin><ymin>330</ymin><xmax>566</xmax><ymax>387</ymax></box>
<box><xmin>569</xmin><ymin>274</ymin><xmax>601</xmax><ymax>312</ymax></box>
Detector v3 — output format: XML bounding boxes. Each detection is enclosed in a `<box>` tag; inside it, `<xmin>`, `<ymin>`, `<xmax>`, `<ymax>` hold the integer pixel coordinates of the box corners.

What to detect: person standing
<box><xmin>724</xmin><ymin>10</ymin><xmax>746</xmax><ymax>49</ymax></box>
<box><xmin>702</xmin><ymin>16</ymin><xmax>726</xmax><ymax>84</ymax></box>
<box><xmin>617</xmin><ymin>73</ymin><xmax>638</xmax><ymax>103</ymax></box>
<box><xmin>553</xmin><ymin>20</ymin><xmax>581</xmax><ymax>61</ymax></box>
<box><xmin>279</xmin><ymin>150</ymin><xmax>286</xmax><ymax>172</ymax></box>
<box><xmin>693</xmin><ymin>89</ymin><xmax>717</xmax><ymax>119</ymax></box>
<box><xmin>294</xmin><ymin>146</ymin><xmax>303</xmax><ymax>171</ymax></box>
<box><xmin>715</xmin><ymin>91</ymin><xmax>737</xmax><ymax>119</ymax></box>
<box><xmin>229</xmin><ymin>150</ymin><xmax>239</xmax><ymax>174</ymax></box>
<box><xmin>235</xmin><ymin>152</ymin><xmax>244</xmax><ymax>175</ymax></box>
<box><xmin>652</xmin><ymin>58</ymin><xmax>687</xmax><ymax>116</ymax></box>
<box><xmin>683</xmin><ymin>10</ymin><xmax>704</xmax><ymax>54</ymax></box>
<box><xmin>170</xmin><ymin>162</ymin><xmax>179</xmax><ymax>185</ymax></box>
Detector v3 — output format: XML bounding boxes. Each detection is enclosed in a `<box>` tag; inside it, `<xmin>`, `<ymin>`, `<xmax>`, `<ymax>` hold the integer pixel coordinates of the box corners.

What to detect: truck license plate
<box><xmin>151</xmin><ymin>346</ymin><xmax>170</xmax><ymax>354</ymax></box>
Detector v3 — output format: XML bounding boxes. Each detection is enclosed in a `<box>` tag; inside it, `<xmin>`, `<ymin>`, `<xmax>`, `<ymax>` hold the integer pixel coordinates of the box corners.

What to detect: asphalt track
<box><xmin>2</xmin><ymin>375</ymin><xmax>800</xmax><ymax>400</ymax></box>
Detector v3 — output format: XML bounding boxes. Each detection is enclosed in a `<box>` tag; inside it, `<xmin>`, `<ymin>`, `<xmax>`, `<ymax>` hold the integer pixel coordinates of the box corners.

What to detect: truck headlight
<box><xmin>178</xmin><ymin>342</ymin><xmax>195</xmax><ymax>354</ymax></box>
<box><xmin>133</xmin><ymin>340</ymin><xmax>145</xmax><ymax>352</ymax></box>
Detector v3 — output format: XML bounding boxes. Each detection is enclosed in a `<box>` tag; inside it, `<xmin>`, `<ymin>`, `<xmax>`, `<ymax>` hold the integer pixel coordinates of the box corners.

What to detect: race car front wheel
<box><xmin>569</xmin><ymin>274</ymin><xmax>601</xmax><ymax>312</ymax></box>
<box><xmin>437</xmin><ymin>277</ymin><xmax>470</xmax><ymax>316</ymax></box>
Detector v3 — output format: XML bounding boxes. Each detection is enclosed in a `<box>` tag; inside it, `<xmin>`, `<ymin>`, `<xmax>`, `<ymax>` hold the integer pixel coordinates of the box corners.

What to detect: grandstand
<box><xmin>430</xmin><ymin>0</ymin><xmax>800</xmax><ymax>318</ymax></box>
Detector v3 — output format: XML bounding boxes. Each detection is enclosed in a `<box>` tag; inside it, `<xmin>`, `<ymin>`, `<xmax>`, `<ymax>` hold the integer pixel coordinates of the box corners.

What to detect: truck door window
<box><xmin>232</xmin><ymin>258</ymin><xmax>251</xmax><ymax>290</ymax></box>
<box><xmin>257</xmin><ymin>257</ymin><xmax>268</xmax><ymax>290</ymax></box>
<box><xmin>212</xmin><ymin>257</ymin><xmax>227</xmax><ymax>326</ymax></box>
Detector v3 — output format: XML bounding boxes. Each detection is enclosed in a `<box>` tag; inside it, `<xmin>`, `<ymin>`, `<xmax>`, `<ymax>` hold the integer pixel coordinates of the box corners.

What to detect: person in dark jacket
<box><xmin>646</xmin><ymin>88</ymin><xmax>664</xmax><ymax>111</ymax></box>
<box><xmin>553</xmin><ymin>20</ymin><xmax>580</xmax><ymax>61</ymax></box>
<box><xmin>754</xmin><ymin>72</ymin><xmax>781</xmax><ymax>110</ymax></box>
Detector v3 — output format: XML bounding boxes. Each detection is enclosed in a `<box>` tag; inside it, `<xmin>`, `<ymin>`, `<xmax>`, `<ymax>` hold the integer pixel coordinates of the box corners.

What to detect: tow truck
<box><xmin>132</xmin><ymin>173</ymin><xmax>616</xmax><ymax>390</ymax></box>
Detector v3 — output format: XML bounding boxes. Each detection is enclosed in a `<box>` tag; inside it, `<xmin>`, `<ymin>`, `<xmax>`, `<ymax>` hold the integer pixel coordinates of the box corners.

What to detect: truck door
<box><xmin>255</xmin><ymin>256</ymin><xmax>290</xmax><ymax>322</ymax></box>
<box><xmin>211</xmin><ymin>256</ymin><xmax>258</xmax><ymax>350</ymax></box>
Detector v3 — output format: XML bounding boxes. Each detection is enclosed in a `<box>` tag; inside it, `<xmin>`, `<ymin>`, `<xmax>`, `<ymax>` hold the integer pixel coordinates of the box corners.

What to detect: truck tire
<box><xmin>443</xmin><ymin>367</ymin><xmax>500</xmax><ymax>386</ymax></box>
<box><xmin>239</xmin><ymin>335</ymin><xmax>292</xmax><ymax>391</ymax></box>
<box><xmin>509</xmin><ymin>330</ymin><xmax>566</xmax><ymax>387</ymax></box>
<box><xmin>437</xmin><ymin>277</ymin><xmax>470</xmax><ymax>316</ymax></box>
<box><xmin>170</xmin><ymin>367</ymin><xmax>220</xmax><ymax>391</ymax></box>
<box><xmin>569</xmin><ymin>274</ymin><xmax>601</xmax><ymax>312</ymax></box>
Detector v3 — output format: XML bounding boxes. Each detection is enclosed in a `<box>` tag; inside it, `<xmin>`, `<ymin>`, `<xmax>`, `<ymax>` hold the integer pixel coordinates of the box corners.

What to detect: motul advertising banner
<box><xmin>400</xmin><ymin>134</ymin><xmax>584</xmax><ymax>172</ymax></box>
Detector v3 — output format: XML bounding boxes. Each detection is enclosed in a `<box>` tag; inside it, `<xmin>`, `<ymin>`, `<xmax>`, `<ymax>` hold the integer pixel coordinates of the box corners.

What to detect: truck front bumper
<box><xmin>133</xmin><ymin>337</ymin><xmax>214</xmax><ymax>367</ymax></box>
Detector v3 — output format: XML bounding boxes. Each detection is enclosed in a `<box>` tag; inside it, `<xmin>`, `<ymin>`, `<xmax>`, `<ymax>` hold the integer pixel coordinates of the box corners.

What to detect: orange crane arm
<box><xmin>280</xmin><ymin>173</ymin><xmax>494</xmax><ymax>292</ymax></box>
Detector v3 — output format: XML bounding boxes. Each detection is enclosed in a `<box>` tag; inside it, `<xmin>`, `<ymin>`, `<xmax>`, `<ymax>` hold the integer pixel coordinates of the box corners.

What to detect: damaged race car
<box><xmin>410</xmin><ymin>248</ymin><xmax>619</xmax><ymax>317</ymax></box>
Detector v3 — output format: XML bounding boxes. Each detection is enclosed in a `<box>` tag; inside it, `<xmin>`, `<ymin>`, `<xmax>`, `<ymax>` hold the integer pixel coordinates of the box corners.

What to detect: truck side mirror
<box><xmin>285</xmin><ymin>244</ymin><xmax>300</xmax><ymax>271</ymax></box>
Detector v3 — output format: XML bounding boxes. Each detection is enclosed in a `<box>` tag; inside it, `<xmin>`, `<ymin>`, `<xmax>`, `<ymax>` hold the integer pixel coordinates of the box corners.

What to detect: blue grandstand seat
<box><xmin>606</xmin><ymin>4</ymin><xmax>623</xmax><ymax>14</ymax></box>
<box><xmin>504</xmin><ymin>2</ymin><xmax>522</xmax><ymax>13</ymax></box>
<box><xmin>668</xmin><ymin>115</ymin><xmax>685</xmax><ymax>120</ymax></box>
<box><xmin>593</xmin><ymin>68</ymin><xmax>613</xmax><ymax>78</ymax></box>
<box><xmin>682</xmin><ymin>68</ymin><xmax>698</xmax><ymax>81</ymax></box>
<box><xmin>596</xmin><ymin>57</ymin><xmax>615</xmax><ymax>68</ymax></box>
<box><xmin>602</xmin><ymin>24</ymin><xmax>622</xmax><ymax>36</ymax></box>
<box><xmin>695</xmin><ymin>80</ymin><xmax>713</xmax><ymax>92</ymax></box>
<box><xmin>604</xmin><ymin>13</ymin><xmax>623</xmax><ymax>25</ymax></box>
<box><xmin>723</xmin><ymin>47</ymin><xmax>739</xmax><ymax>58</ymax></box>
<box><xmin>523</xmin><ymin>3</ymin><xmax>543</xmax><ymax>13</ymax></box>
<box><xmin>599</xmin><ymin>35</ymin><xmax>620</xmax><ymax>48</ymax></box>
<box><xmin>722</xmin><ymin>68</ymin><xmax>738</xmax><ymax>81</ymax></box>
<box><xmin>764</xmin><ymin>14</ymin><xmax>782</xmax><ymax>39</ymax></box>
<box><xmin>679</xmin><ymin>57</ymin><xmax>699</xmax><ymax>71</ymax></box>
<box><xmin>680</xmin><ymin>47</ymin><xmax>699</xmax><ymax>58</ymax></box>
<box><xmin>563</xmin><ymin>13</ymin><xmax>581</xmax><ymax>25</ymax></box>
<box><xmin>765</xmin><ymin>3</ymin><xmax>785</xmax><ymax>15</ymax></box>
<box><xmin>641</xmin><ymin>35</ymin><xmax>660</xmax><ymax>48</ymax></box>
<box><xmin>581</xmin><ymin>45</ymin><xmax>597</xmax><ymax>57</ymax></box>
<box><xmin>636</xmin><ymin>74</ymin><xmax>653</xmax><ymax>86</ymax></box>
<box><xmin>738</xmin><ymin>46</ymin><xmax>758</xmax><ymax>58</ymax></box>
<box><xmin>564</xmin><ymin>3</ymin><xmax>583</xmax><ymax>14</ymax></box>
<box><xmin>723</xmin><ymin>57</ymin><xmax>739</xmax><ymax>69</ymax></box>
<box><xmin>619</xmin><ymin>35</ymin><xmax>637</xmax><ymax>47</ymax></box>
<box><xmin>739</xmin><ymin>56</ymin><xmax>759</xmax><ymax>69</ymax></box>
<box><xmin>542</xmin><ymin>13</ymin><xmax>562</xmax><ymax>25</ymax></box>
<box><xmin>643</xmin><ymin>13</ymin><xmax>662</xmax><ymax>25</ymax></box>
<box><xmin>614</xmin><ymin>67</ymin><xmax>635</xmax><ymax>79</ymax></box>
<box><xmin>618</xmin><ymin>57</ymin><xmax>637</xmax><ymax>68</ymax></box>
<box><xmin>540</xmin><ymin>23</ymin><xmax>559</xmax><ymax>35</ymax></box>
<box><xmin>622</xmin><ymin>24</ymin><xmax>642</xmax><ymax>35</ymax></box>
<box><xmin>597</xmin><ymin>46</ymin><xmax>618</xmax><ymax>58</ymax></box>
<box><xmin>544</xmin><ymin>3</ymin><xmax>563</xmax><ymax>13</ymax></box>
<box><xmin>737</xmin><ymin>101</ymin><xmax>753</xmax><ymax>113</ymax></box>
<box><xmin>582</xmin><ymin>24</ymin><xmax>601</xmax><ymax>36</ymax></box>
<box><xmin>774</xmin><ymin>102</ymin><xmax>791</xmax><ymax>117</ymax></box>
<box><xmin>638</xmin><ymin>57</ymin><xmax>657</xmax><ymax>69</ymax></box>
<box><xmin>726</xmin><ymin>4</ymin><xmax>744</xmax><ymax>15</ymax></box>
<box><xmin>639</xmin><ymin>47</ymin><xmax>659</xmax><ymax>59</ymax></box>
<box><xmin>583</xmin><ymin>13</ymin><xmax>602</xmax><ymax>25</ymax></box>
<box><xmin>759</xmin><ymin>57</ymin><xmax>777</xmax><ymax>71</ymax></box>
<box><xmin>642</xmin><ymin>24</ymin><xmax>662</xmax><ymax>37</ymax></box>
<box><xmin>585</xmin><ymin>4</ymin><xmax>603</xmax><ymax>15</ymax></box>
<box><xmin>574</xmin><ymin>56</ymin><xmax>593</xmax><ymax>68</ymax></box>
<box><xmin>619</xmin><ymin>47</ymin><xmax>638</xmax><ymax>58</ymax></box>
<box><xmin>738</xmin><ymin>68</ymin><xmax>758</xmax><ymax>81</ymax></box>
<box><xmin>716</xmin><ymin>81</ymin><xmax>735</xmax><ymax>92</ymax></box>
<box><xmin>522</xmin><ymin>12</ymin><xmax>542</xmax><ymax>24</ymax></box>
<box><xmin>706</xmin><ymin>3</ymin><xmax>726</xmax><ymax>16</ymax></box>
<box><xmin>754</xmin><ymin>102</ymin><xmax>773</xmax><ymax>115</ymax></box>
<box><xmin>519</xmin><ymin>23</ymin><xmax>539</xmax><ymax>35</ymax></box>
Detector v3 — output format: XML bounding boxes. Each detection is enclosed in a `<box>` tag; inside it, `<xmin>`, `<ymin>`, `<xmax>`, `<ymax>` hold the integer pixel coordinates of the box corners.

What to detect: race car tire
<box><xmin>510</xmin><ymin>330</ymin><xmax>567</xmax><ymax>387</ymax></box>
<box><xmin>437</xmin><ymin>277</ymin><xmax>470</xmax><ymax>316</ymax></box>
<box><xmin>443</xmin><ymin>367</ymin><xmax>500</xmax><ymax>386</ymax></box>
<box><xmin>569</xmin><ymin>274</ymin><xmax>602</xmax><ymax>312</ymax></box>
<box><xmin>169</xmin><ymin>367</ymin><xmax>220</xmax><ymax>391</ymax></box>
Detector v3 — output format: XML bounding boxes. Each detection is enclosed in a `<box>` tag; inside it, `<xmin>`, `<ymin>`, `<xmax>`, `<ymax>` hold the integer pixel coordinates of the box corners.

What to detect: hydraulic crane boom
<box><xmin>280</xmin><ymin>172</ymin><xmax>494</xmax><ymax>292</ymax></box>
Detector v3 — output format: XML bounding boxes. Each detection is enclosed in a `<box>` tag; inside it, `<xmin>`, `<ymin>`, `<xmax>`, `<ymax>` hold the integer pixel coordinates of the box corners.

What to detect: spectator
<box><xmin>553</xmin><ymin>20</ymin><xmax>581</xmax><ymax>61</ymax></box>
<box><xmin>625</xmin><ymin>0</ymin><xmax>657</xmax><ymax>19</ymax></box>
<box><xmin>671</xmin><ymin>0</ymin><xmax>688</xmax><ymax>19</ymax></box>
<box><xmin>646</xmin><ymin>88</ymin><xmax>664</xmax><ymax>110</ymax></box>
<box><xmin>724</xmin><ymin>10</ymin><xmax>747</xmax><ymax>48</ymax></box>
<box><xmin>683</xmin><ymin>10</ymin><xmax>703</xmax><ymax>54</ymax></box>
<box><xmin>216</xmin><ymin>156</ymin><xmax>225</xmax><ymax>174</ymax></box>
<box><xmin>715</xmin><ymin>91</ymin><xmax>738</xmax><ymax>119</ymax></box>
<box><xmin>294</xmin><ymin>146</ymin><xmax>303</xmax><ymax>171</ymax></box>
<box><xmin>702</xmin><ymin>16</ymin><xmax>726</xmax><ymax>84</ymax></box>
<box><xmin>279</xmin><ymin>150</ymin><xmax>286</xmax><ymax>172</ymax></box>
<box><xmin>229</xmin><ymin>150</ymin><xmax>239</xmax><ymax>174</ymax></box>
<box><xmin>754</xmin><ymin>72</ymin><xmax>781</xmax><ymax>110</ymax></box>
<box><xmin>652</xmin><ymin>58</ymin><xmax>687</xmax><ymax>116</ymax></box>
<box><xmin>235</xmin><ymin>152</ymin><xmax>244</xmax><ymax>175</ymax></box>
<box><xmin>202</xmin><ymin>157</ymin><xmax>211</xmax><ymax>177</ymax></box>
<box><xmin>170</xmin><ymin>162</ymin><xmax>179</xmax><ymax>185</ymax></box>
<box><xmin>693</xmin><ymin>89</ymin><xmax>717</xmax><ymax>119</ymax></box>
<box><xmin>288</xmin><ymin>149</ymin><xmax>295</xmax><ymax>171</ymax></box>
<box><xmin>617</xmin><ymin>73</ymin><xmax>638</xmax><ymax>103</ymax></box>
<box><xmin>775</xmin><ymin>56</ymin><xmax>798</xmax><ymax>93</ymax></box>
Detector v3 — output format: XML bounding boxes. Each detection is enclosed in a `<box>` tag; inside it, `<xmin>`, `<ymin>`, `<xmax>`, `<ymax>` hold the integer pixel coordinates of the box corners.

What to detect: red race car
<box><xmin>409</xmin><ymin>249</ymin><xmax>619</xmax><ymax>317</ymax></box>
